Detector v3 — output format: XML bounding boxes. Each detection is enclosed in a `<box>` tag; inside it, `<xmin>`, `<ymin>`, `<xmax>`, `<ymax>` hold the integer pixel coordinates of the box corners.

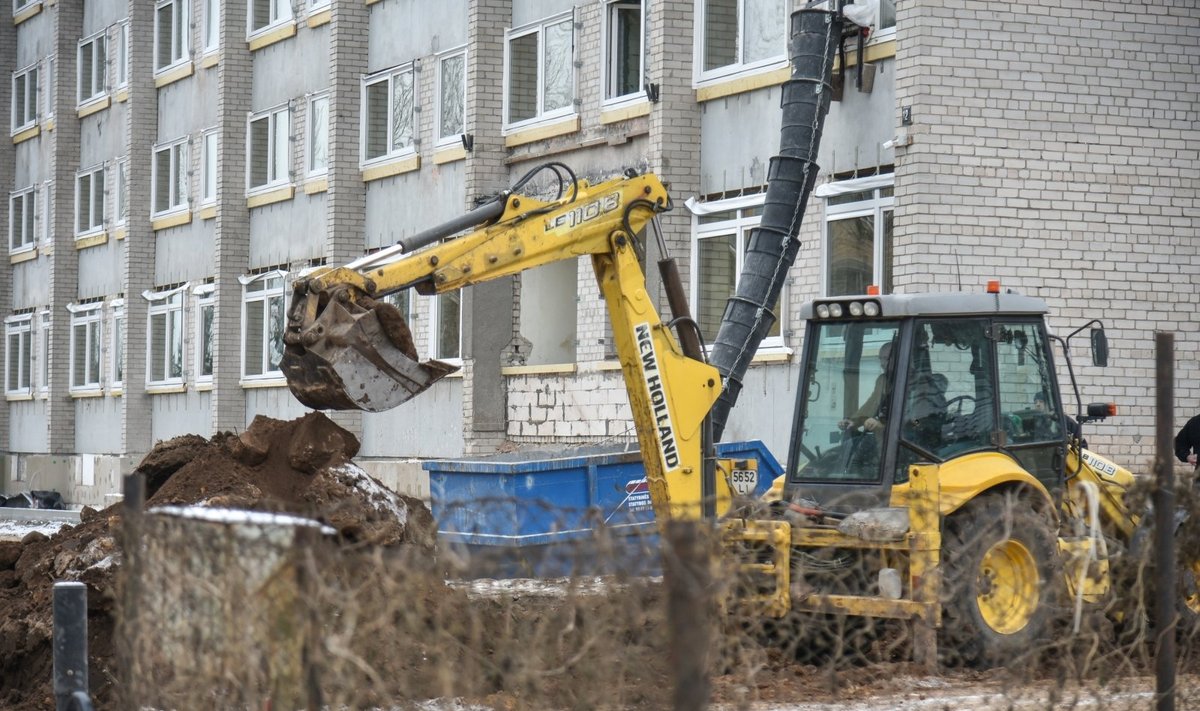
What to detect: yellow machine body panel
<box><xmin>889</xmin><ymin>450</ymin><xmax>1054</xmax><ymax>517</ymax></box>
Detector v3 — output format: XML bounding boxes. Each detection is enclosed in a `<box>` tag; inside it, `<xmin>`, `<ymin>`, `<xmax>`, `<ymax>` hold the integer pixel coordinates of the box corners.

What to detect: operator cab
<box><xmin>785</xmin><ymin>290</ymin><xmax>1071</xmax><ymax>512</ymax></box>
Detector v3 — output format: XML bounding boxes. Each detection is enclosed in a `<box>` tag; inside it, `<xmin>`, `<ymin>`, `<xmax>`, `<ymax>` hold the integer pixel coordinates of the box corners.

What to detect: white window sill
<box><xmin>695</xmin><ymin>57</ymin><xmax>789</xmax><ymax>89</ymax></box>
<box><xmin>247</xmin><ymin>20</ymin><xmax>298</xmax><ymax>51</ymax></box>
<box><xmin>74</xmin><ymin>230</ymin><xmax>108</xmax><ymax>249</ymax></box>
<box><xmin>10</xmin><ymin>120</ymin><xmax>36</xmax><ymax>137</ymax></box>
<box><xmin>246</xmin><ymin>184</ymin><xmax>295</xmax><ymax>208</ymax></box>
<box><xmin>195</xmin><ymin>379</ymin><xmax>213</xmax><ymax>391</ymax></box>
<box><xmin>76</xmin><ymin>95</ymin><xmax>111</xmax><ymax>118</ymax></box>
<box><xmin>241</xmin><ymin>376</ymin><xmax>287</xmax><ymax>389</ymax></box>
<box><xmin>151</xmin><ymin>208</ymin><xmax>192</xmax><ymax>230</ymax></box>
<box><xmin>9</xmin><ymin>243</ymin><xmax>36</xmax><ymax>256</ymax></box>
<box><xmin>70</xmin><ymin>388</ymin><xmax>104</xmax><ymax>399</ymax></box>
<box><xmin>503</xmin><ymin>110</ymin><xmax>578</xmax><ymax>137</ymax></box>
<box><xmin>147</xmin><ymin>382</ymin><xmax>187</xmax><ymax>395</ymax></box>
<box><xmin>11</xmin><ymin>123</ymin><xmax>39</xmax><ymax>143</ymax></box>
<box><xmin>502</xmin><ymin>114</ymin><xmax>580</xmax><ymax>148</ymax></box>
<box><xmin>361</xmin><ymin>153</ymin><xmax>420</xmax><ymax>182</ymax></box>
<box><xmin>599</xmin><ymin>99</ymin><xmax>650</xmax><ymax>125</ymax></box>
<box><xmin>5</xmin><ymin>392</ymin><xmax>34</xmax><ymax>402</ymax></box>
<box><xmin>154</xmin><ymin>61</ymin><xmax>195</xmax><ymax>88</ymax></box>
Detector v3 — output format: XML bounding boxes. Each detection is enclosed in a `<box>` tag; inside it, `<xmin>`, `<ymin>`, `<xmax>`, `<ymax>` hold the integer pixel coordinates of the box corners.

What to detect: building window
<box><xmin>4</xmin><ymin>316</ymin><xmax>32</xmax><ymax>396</ymax></box>
<box><xmin>111</xmin><ymin>301</ymin><xmax>124</xmax><ymax>389</ymax></box>
<box><xmin>819</xmin><ymin>177</ymin><xmax>894</xmax><ymax>296</ymax></box>
<box><xmin>308</xmin><ymin>0</ymin><xmax>330</xmax><ymax>11</ymax></box>
<box><xmin>13</xmin><ymin>0</ymin><xmax>40</xmax><ymax>14</ymax></box>
<box><xmin>44</xmin><ymin>55</ymin><xmax>55</xmax><ymax>120</ymax></box>
<box><xmin>195</xmin><ymin>286</ymin><xmax>214</xmax><ymax>382</ymax></box>
<box><xmin>145</xmin><ymin>288</ymin><xmax>185</xmax><ymax>385</ymax></box>
<box><xmin>430</xmin><ymin>291</ymin><xmax>461</xmax><ymax>361</ymax></box>
<box><xmin>38</xmin><ymin>311</ymin><xmax>49</xmax><ymax>393</ymax></box>
<box><xmin>604</xmin><ymin>1</ymin><xmax>643</xmax><ymax>102</ymax></box>
<box><xmin>115</xmin><ymin>160</ymin><xmax>128</xmax><ymax>226</ymax></box>
<box><xmin>201</xmin><ymin>130</ymin><xmax>218</xmax><ymax>203</ymax></box>
<box><xmin>361</xmin><ymin>66</ymin><xmax>415</xmax><ymax>164</ymax></box>
<box><xmin>698</xmin><ymin>0</ymin><xmax>786</xmax><ymax>80</ymax></box>
<box><xmin>9</xmin><ymin>186</ymin><xmax>36</xmax><ymax>252</ymax></box>
<box><xmin>249</xmin><ymin>0</ymin><xmax>292</xmax><ymax>35</ymax></box>
<box><xmin>69</xmin><ymin>304</ymin><xmax>103</xmax><ymax>391</ymax></box>
<box><xmin>77</xmin><ymin>33</ymin><xmax>107</xmax><ymax>106</ymax></box>
<box><xmin>505</xmin><ymin>13</ymin><xmax>575</xmax><ymax>128</ymax></box>
<box><xmin>248</xmin><ymin>106</ymin><xmax>290</xmax><ymax>191</ymax></box>
<box><xmin>116</xmin><ymin>23</ymin><xmax>130</xmax><ymax>89</ymax></box>
<box><xmin>436</xmin><ymin>49</ymin><xmax>465</xmax><ymax>146</ymax></box>
<box><xmin>11</xmin><ymin>63</ymin><xmax>38</xmax><ymax>132</ymax></box>
<box><xmin>75</xmin><ymin>166</ymin><xmax>105</xmax><ymax>236</ymax></box>
<box><xmin>155</xmin><ymin>0</ymin><xmax>190</xmax><ymax>73</ymax></box>
<box><xmin>690</xmin><ymin>195</ymin><xmax>784</xmax><ymax>348</ymax></box>
<box><xmin>204</xmin><ymin>0</ymin><xmax>220</xmax><ymax>53</ymax></box>
<box><xmin>307</xmin><ymin>93</ymin><xmax>328</xmax><ymax>175</ymax></box>
<box><xmin>152</xmin><ymin>138</ymin><xmax>189</xmax><ymax>216</ymax></box>
<box><xmin>241</xmin><ymin>271</ymin><xmax>286</xmax><ymax>379</ymax></box>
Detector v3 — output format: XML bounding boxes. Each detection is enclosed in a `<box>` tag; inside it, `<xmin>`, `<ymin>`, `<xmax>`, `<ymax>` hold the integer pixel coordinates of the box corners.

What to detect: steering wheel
<box><xmin>945</xmin><ymin>394</ymin><xmax>977</xmax><ymax>415</ymax></box>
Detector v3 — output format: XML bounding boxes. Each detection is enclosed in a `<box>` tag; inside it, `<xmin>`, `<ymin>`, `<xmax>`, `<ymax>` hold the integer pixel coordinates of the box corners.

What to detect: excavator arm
<box><xmin>281</xmin><ymin>169</ymin><xmax>727</xmax><ymax>520</ymax></box>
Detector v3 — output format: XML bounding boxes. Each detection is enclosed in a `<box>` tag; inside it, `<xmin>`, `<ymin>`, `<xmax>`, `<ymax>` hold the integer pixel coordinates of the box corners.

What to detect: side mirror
<box><xmin>1090</xmin><ymin>328</ymin><xmax>1109</xmax><ymax>368</ymax></box>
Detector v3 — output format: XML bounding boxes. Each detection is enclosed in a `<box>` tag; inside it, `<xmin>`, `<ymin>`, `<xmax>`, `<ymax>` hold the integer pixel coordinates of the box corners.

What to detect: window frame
<box><xmin>359</xmin><ymin>64</ymin><xmax>418</xmax><ymax>167</ymax></box>
<box><xmin>67</xmin><ymin>303</ymin><xmax>103</xmax><ymax>392</ymax></box>
<box><xmin>239</xmin><ymin>270</ymin><xmax>287</xmax><ymax>382</ymax></box>
<box><xmin>200</xmin><ymin>129</ymin><xmax>218</xmax><ymax>204</ymax></box>
<box><xmin>308</xmin><ymin>0</ymin><xmax>330</xmax><ymax>12</ymax></box>
<box><xmin>602</xmin><ymin>0</ymin><xmax>645</xmax><ymax>105</ymax></box>
<box><xmin>115</xmin><ymin>159</ymin><xmax>128</xmax><ymax>226</ymax></box>
<box><xmin>37</xmin><ymin>310</ymin><xmax>49</xmax><ymax>395</ymax></box>
<box><xmin>154</xmin><ymin>0</ymin><xmax>191</xmax><ymax>74</ymax></box>
<box><xmin>434</xmin><ymin>47</ymin><xmax>467</xmax><ymax>148</ymax></box>
<box><xmin>203</xmin><ymin>0</ymin><xmax>220</xmax><ymax>54</ymax></box>
<box><xmin>110</xmin><ymin>299</ymin><xmax>124</xmax><ymax>391</ymax></box>
<box><xmin>247</xmin><ymin>0</ymin><xmax>294</xmax><ymax>39</ymax></box>
<box><xmin>144</xmin><ymin>286</ymin><xmax>187</xmax><ymax>387</ymax></box>
<box><xmin>8</xmin><ymin>185</ymin><xmax>37</xmax><ymax>254</ymax></box>
<box><xmin>12</xmin><ymin>0</ymin><xmax>41</xmax><ymax>15</ymax></box>
<box><xmin>502</xmin><ymin>11</ymin><xmax>577</xmax><ymax>131</ymax></box>
<box><xmin>693</xmin><ymin>0</ymin><xmax>789</xmax><ymax>86</ymax></box>
<box><xmin>152</xmin><ymin>136</ymin><xmax>190</xmax><ymax>217</ymax></box>
<box><xmin>689</xmin><ymin>192</ymin><xmax>787</xmax><ymax>351</ymax></box>
<box><xmin>74</xmin><ymin>164</ymin><xmax>106</xmax><ymax>237</ymax></box>
<box><xmin>11</xmin><ymin>62</ymin><xmax>38</xmax><ymax>133</ymax></box>
<box><xmin>116</xmin><ymin>22</ymin><xmax>130</xmax><ymax>89</ymax></box>
<box><xmin>819</xmin><ymin>175</ymin><xmax>895</xmax><ymax>297</ymax></box>
<box><xmin>43</xmin><ymin>54</ymin><xmax>55</xmax><ymax>120</ymax></box>
<box><xmin>4</xmin><ymin>314</ymin><xmax>33</xmax><ymax>397</ymax></box>
<box><xmin>246</xmin><ymin>104</ymin><xmax>291</xmax><ymax>193</ymax></box>
<box><xmin>428</xmin><ymin>290</ymin><xmax>463</xmax><ymax>363</ymax></box>
<box><xmin>76</xmin><ymin>31</ymin><xmax>107</xmax><ymax>108</ymax></box>
<box><xmin>194</xmin><ymin>283</ymin><xmax>215</xmax><ymax>384</ymax></box>
<box><xmin>306</xmin><ymin>92</ymin><xmax>329</xmax><ymax>177</ymax></box>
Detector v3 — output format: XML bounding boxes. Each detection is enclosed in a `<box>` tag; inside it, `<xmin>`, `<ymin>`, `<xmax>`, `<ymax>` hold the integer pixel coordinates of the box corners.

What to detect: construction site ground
<box><xmin>0</xmin><ymin>413</ymin><xmax>1194</xmax><ymax>709</ymax></box>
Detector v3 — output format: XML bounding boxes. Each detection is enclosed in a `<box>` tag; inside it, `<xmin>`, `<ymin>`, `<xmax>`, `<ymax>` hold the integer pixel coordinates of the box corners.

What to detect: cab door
<box><xmin>993</xmin><ymin>319</ymin><xmax>1066</xmax><ymax>490</ymax></box>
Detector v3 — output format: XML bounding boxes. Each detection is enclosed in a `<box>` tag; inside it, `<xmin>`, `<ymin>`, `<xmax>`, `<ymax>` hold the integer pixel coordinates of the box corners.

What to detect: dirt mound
<box><xmin>0</xmin><ymin>413</ymin><xmax>436</xmax><ymax>710</ymax></box>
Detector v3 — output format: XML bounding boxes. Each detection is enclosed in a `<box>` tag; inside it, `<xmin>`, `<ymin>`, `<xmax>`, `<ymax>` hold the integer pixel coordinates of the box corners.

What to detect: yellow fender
<box><xmin>890</xmin><ymin>451</ymin><xmax>1054</xmax><ymax>517</ymax></box>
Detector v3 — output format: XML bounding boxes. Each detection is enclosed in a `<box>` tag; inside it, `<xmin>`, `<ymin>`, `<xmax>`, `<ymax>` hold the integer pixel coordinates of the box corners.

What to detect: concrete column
<box><xmin>460</xmin><ymin>0</ymin><xmax>515</xmax><ymax>453</ymax></box>
<box><xmin>211</xmin><ymin>0</ymin><xmax>253</xmax><ymax>433</ymax></box>
<box><xmin>46</xmin><ymin>0</ymin><xmax>83</xmax><ymax>455</ymax></box>
<box><xmin>322</xmin><ymin>0</ymin><xmax>371</xmax><ymax>437</ymax></box>
<box><xmin>120</xmin><ymin>0</ymin><xmax>158</xmax><ymax>458</ymax></box>
<box><xmin>646</xmin><ymin>0</ymin><xmax>701</xmax><ymax>309</ymax></box>
<box><xmin>0</xmin><ymin>7</ymin><xmax>14</xmax><ymax>455</ymax></box>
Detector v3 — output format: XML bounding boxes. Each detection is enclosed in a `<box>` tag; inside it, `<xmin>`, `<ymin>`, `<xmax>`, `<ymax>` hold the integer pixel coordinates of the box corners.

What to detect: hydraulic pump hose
<box><xmin>708</xmin><ymin>8</ymin><xmax>842</xmax><ymax>441</ymax></box>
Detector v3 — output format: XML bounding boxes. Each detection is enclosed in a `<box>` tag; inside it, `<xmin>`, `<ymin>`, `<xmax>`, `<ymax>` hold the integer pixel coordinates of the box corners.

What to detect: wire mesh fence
<box><xmin>110</xmin><ymin>482</ymin><xmax>1200</xmax><ymax>711</ymax></box>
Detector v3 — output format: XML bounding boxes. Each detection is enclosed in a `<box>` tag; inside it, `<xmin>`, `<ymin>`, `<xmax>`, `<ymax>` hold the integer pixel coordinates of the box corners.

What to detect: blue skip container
<box><xmin>425</xmin><ymin>440</ymin><xmax>782</xmax><ymax>578</ymax></box>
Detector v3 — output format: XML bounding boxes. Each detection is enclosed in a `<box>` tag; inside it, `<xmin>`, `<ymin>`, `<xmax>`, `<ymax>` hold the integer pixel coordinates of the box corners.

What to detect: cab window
<box><xmin>996</xmin><ymin>321</ymin><xmax>1061</xmax><ymax>444</ymax></box>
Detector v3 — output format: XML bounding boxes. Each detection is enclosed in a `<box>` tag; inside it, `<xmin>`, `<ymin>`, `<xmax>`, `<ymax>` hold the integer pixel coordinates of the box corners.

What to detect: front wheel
<box><xmin>939</xmin><ymin>492</ymin><xmax>1063</xmax><ymax>667</ymax></box>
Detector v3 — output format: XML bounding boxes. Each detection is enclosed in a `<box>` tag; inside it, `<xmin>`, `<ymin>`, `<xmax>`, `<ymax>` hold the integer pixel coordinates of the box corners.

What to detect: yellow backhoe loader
<box><xmin>280</xmin><ymin>7</ymin><xmax>1193</xmax><ymax>665</ymax></box>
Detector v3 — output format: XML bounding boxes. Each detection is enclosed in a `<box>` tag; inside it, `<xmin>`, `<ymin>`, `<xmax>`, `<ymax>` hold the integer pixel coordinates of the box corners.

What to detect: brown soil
<box><xmin>0</xmin><ymin>412</ymin><xmax>435</xmax><ymax>711</ymax></box>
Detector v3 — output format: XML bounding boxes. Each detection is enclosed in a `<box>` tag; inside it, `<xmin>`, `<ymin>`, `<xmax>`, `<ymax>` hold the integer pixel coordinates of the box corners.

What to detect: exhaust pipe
<box><xmin>708</xmin><ymin>8</ymin><xmax>843</xmax><ymax>441</ymax></box>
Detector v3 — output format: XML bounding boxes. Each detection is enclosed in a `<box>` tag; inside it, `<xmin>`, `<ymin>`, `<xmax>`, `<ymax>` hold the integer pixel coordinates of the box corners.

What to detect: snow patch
<box><xmin>327</xmin><ymin>463</ymin><xmax>409</xmax><ymax>525</ymax></box>
<box><xmin>0</xmin><ymin>519</ymin><xmax>70</xmax><ymax>541</ymax></box>
<box><xmin>148</xmin><ymin>505</ymin><xmax>338</xmax><ymax>535</ymax></box>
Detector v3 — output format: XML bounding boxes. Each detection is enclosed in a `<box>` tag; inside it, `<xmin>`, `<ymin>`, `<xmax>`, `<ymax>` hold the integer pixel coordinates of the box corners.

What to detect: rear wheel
<box><xmin>940</xmin><ymin>492</ymin><xmax>1062</xmax><ymax>666</ymax></box>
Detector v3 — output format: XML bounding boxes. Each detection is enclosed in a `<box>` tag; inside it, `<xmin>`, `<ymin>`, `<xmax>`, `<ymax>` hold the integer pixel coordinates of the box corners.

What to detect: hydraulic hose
<box><xmin>708</xmin><ymin>8</ymin><xmax>843</xmax><ymax>441</ymax></box>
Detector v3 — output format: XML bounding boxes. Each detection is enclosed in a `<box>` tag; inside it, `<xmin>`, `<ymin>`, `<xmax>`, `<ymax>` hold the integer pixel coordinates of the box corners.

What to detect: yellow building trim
<box><xmin>74</xmin><ymin>231</ymin><xmax>108</xmax><ymax>250</ymax></box>
<box><xmin>70</xmin><ymin>389</ymin><xmax>104</xmax><ymax>399</ymax></box>
<box><xmin>12</xmin><ymin>2</ymin><xmax>41</xmax><ymax>25</ymax></box>
<box><xmin>362</xmin><ymin>154</ymin><xmax>420</xmax><ymax>182</ymax></box>
<box><xmin>303</xmin><ymin>176</ymin><xmax>328</xmax><ymax>194</ymax></box>
<box><xmin>5</xmin><ymin>393</ymin><xmax>34</xmax><ymax>402</ymax></box>
<box><xmin>199</xmin><ymin>52</ymin><xmax>220</xmax><ymax>69</ymax></box>
<box><xmin>433</xmin><ymin>144</ymin><xmax>466</xmax><ymax>165</ymax></box>
<box><xmin>76</xmin><ymin>97</ymin><xmax>111</xmax><ymax>118</ymax></box>
<box><xmin>114</xmin><ymin>87</ymin><xmax>129</xmax><ymax>103</ymax></box>
<box><xmin>248</xmin><ymin>22</ymin><xmax>297</xmax><ymax>51</ymax></box>
<box><xmin>154</xmin><ymin>62</ymin><xmax>194</xmax><ymax>88</ymax></box>
<box><xmin>194</xmin><ymin>382</ymin><xmax>213</xmax><ymax>392</ymax></box>
<box><xmin>147</xmin><ymin>383</ymin><xmax>187</xmax><ymax>395</ymax></box>
<box><xmin>696</xmin><ymin>66</ymin><xmax>790</xmax><ymax>103</ymax></box>
<box><xmin>151</xmin><ymin>210</ymin><xmax>193</xmax><ymax>230</ymax></box>
<box><xmin>750</xmin><ymin>350</ymin><xmax>792</xmax><ymax>364</ymax></box>
<box><xmin>241</xmin><ymin>378</ymin><xmax>287</xmax><ymax>389</ymax></box>
<box><xmin>834</xmin><ymin>38</ymin><xmax>896</xmax><ymax>71</ymax></box>
<box><xmin>366</xmin><ymin>0</ymin><xmax>383</xmax><ymax>5</ymax></box>
<box><xmin>501</xmin><ymin>363</ymin><xmax>578</xmax><ymax>377</ymax></box>
<box><xmin>504</xmin><ymin>116</ymin><xmax>580</xmax><ymax>148</ymax></box>
<box><xmin>43</xmin><ymin>117</ymin><xmax>53</xmax><ymax>131</ymax></box>
<box><xmin>592</xmin><ymin>361</ymin><xmax>623</xmax><ymax>372</ymax></box>
<box><xmin>600</xmin><ymin>101</ymin><xmax>650</xmax><ymax>125</ymax></box>
<box><xmin>11</xmin><ymin>125</ymin><xmax>39</xmax><ymax>144</ymax></box>
<box><xmin>109</xmin><ymin>388</ymin><xmax>123</xmax><ymax>397</ymax></box>
<box><xmin>114</xmin><ymin>226</ymin><xmax>127</xmax><ymax>240</ymax></box>
<box><xmin>247</xmin><ymin>185</ymin><xmax>295</xmax><ymax>208</ymax></box>
<box><xmin>307</xmin><ymin>8</ymin><xmax>331</xmax><ymax>27</ymax></box>
<box><xmin>198</xmin><ymin>204</ymin><xmax>217</xmax><ymax>220</ymax></box>
<box><xmin>9</xmin><ymin>247</ymin><xmax>37</xmax><ymax>264</ymax></box>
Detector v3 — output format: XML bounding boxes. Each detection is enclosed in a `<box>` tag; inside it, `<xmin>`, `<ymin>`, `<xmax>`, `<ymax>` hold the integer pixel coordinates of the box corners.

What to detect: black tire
<box><xmin>939</xmin><ymin>492</ymin><xmax>1063</xmax><ymax>667</ymax></box>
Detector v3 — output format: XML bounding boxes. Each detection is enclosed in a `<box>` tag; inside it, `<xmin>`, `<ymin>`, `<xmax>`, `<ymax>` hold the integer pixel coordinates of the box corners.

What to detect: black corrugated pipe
<box><xmin>708</xmin><ymin>8</ymin><xmax>844</xmax><ymax>441</ymax></box>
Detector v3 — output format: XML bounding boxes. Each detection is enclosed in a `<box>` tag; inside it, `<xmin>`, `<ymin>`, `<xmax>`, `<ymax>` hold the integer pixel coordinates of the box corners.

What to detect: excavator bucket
<box><xmin>280</xmin><ymin>297</ymin><xmax>458</xmax><ymax>412</ymax></box>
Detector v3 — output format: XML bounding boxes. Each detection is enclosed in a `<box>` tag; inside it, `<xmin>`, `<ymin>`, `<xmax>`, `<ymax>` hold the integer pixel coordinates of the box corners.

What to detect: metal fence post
<box><xmin>53</xmin><ymin>581</ymin><xmax>89</xmax><ymax>711</ymax></box>
<box><xmin>1154</xmin><ymin>331</ymin><xmax>1176</xmax><ymax>711</ymax></box>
